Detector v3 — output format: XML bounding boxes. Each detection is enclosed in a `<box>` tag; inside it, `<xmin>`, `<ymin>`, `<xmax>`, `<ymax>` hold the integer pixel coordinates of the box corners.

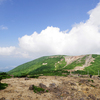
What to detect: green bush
<box><xmin>0</xmin><ymin>72</ymin><xmax>11</xmax><ymax>90</ymax></box>
<box><xmin>33</xmin><ymin>85</ymin><xmax>45</xmax><ymax>93</ymax></box>
<box><xmin>0</xmin><ymin>83</ymin><xmax>8</xmax><ymax>90</ymax></box>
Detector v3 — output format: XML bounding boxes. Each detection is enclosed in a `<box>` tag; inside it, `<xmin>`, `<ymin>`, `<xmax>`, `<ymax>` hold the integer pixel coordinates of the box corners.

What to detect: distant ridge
<box><xmin>8</xmin><ymin>54</ymin><xmax>100</xmax><ymax>76</ymax></box>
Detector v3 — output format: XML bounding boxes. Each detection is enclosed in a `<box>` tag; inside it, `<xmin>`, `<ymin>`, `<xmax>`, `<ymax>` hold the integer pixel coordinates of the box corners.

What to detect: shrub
<box><xmin>0</xmin><ymin>83</ymin><xmax>8</xmax><ymax>90</ymax></box>
<box><xmin>33</xmin><ymin>85</ymin><xmax>45</xmax><ymax>93</ymax></box>
<box><xmin>28</xmin><ymin>75</ymin><xmax>40</xmax><ymax>78</ymax></box>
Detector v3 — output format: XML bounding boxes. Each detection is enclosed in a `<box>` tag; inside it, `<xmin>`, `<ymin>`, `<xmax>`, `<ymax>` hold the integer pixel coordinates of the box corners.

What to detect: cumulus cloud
<box><xmin>0</xmin><ymin>46</ymin><xmax>16</xmax><ymax>55</ymax></box>
<box><xmin>18</xmin><ymin>2</ymin><xmax>100</xmax><ymax>57</ymax></box>
<box><xmin>0</xmin><ymin>25</ymin><xmax>8</xmax><ymax>30</ymax></box>
<box><xmin>1</xmin><ymin>2</ymin><xmax>100</xmax><ymax>58</ymax></box>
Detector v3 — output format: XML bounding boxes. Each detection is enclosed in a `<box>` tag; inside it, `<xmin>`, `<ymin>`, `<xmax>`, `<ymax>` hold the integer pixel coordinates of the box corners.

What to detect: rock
<box><xmin>29</xmin><ymin>85</ymin><xmax>33</xmax><ymax>90</ymax></box>
<box><xmin>79</xmin><ymin>79</ymin><xmax>88</xmax><ymax>84</ymax></box>
<box><xmin>71</xmin><ymin>87</ymin><xmax>77</xmax><ymax>91</ymax></box>
<box><xmin>48</xmin><ymin>87</ymin><xmax>60</xmax><ymax>93</ymax></box>
<box><xmin>90</xmin><ymin>74</ymin><xmax>93</xmax><ymax>78</ymax></box>
<box><xmin>39</xmin><ymin>83</ymin><xmax>47</xmax><ymax>89</ymax></box>
<box><xmin>25</xmin><ymin>77</ymin><xmax>29</xmax><ymax>80</ymax></box>
<box><xmin>66</xmin><ymin>96</ymin><xmax>72</xmax><ymax>100</ymax></box>
<box><xmin>86</xmin><ymin>88</ymin><xmax>89</xmax><ymax>91</ymax></box>
<box><xmin>0</xmin><ymin>97</ymin><xmax>5</xmax><ymax>100</ymax></box>
<box><xmin>88</xmin><ymin>94</ymin><xmax>96</xmax><ymax>100</ymax></box>
<box><xmin>49</xmin><ymin>83</ymin><xmax>56</xmax><ymax>88</ymax></box>
<box><xmin>70</xmin><ymin>82</ymin><xmax>76</xmax><ymax>86</ymax></box>
<box><xmin>80</xmin><ymin>98</ymin><xmax>84</xmax><ymax>100</ymax></box>
<box><xmin>56</xmin><ymin>92</ymin><xmax>62</xmax><ymax>96</ymax></box>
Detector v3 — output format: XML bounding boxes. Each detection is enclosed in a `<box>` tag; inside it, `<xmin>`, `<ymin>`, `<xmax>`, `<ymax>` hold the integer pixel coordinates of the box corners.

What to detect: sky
<box><xmin>0</xmin><ymin>0</ymin><xmax>100</xmax><ymax>72</ymax></box>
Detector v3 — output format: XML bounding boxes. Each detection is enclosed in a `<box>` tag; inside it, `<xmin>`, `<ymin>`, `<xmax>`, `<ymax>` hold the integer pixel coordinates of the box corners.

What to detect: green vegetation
<box><xmin>0</xmin><ymin>83</ymin><xmax>8</xmax><ymax>90</ymax></box>
<box><xmin>84</xmin><ymin>54</ymin><xmax>100</xmax><ymax>75</ymax></box>
<box><xmin>8</xmin><ymin>55</ymin><xmax>66</xmax><ymax>76</ymax></box>
<box><xmin>72</xmin><ymin>70</ymin><xmax>88</xmax><ymax>75</ymax></box>
<box><xmin>90</xmin><ymin>84</ymin><xmax>95</xmax><ymax>87</ymax></box>
<box><xmin>55</xmin><ymin>57</ymin><xmax>66</xmax><ymax>70</ymax></box>
<box><xmin>0</xmin><ymin>72</ymin><xmax>11</xmax><ymax>90</ymax></box>
<box><xmin>7</xmin><ymin>54</ymin><xmax>100</xmax><ymax>76</ymax></box>
<box><xmin>32</xmin><ymin>85</ymin><xmax>49</xmax><ymax>93</ymax></box>
<box><xmin>8</xmin><ymin>56</ymin><xmax>49</xmax><ymax>76</ymax></box>
<box><xmin>88</xmin><ymin>79</ymin><xmax>94</xmax><ymax>83</ymax></box>
<box><xmin>14</xmin><ymin>72</ymin><xmax>28</xmax><ymax>77</ymax></box>
<box><xmin>28</xmin><ymin>75</ymin><xmax>40</xmax><ymax>78</ymax></box>
<box><xmin>33</xmin><ymin>85</ymin><xmax>45</xmax><ymax>93</ymax></box>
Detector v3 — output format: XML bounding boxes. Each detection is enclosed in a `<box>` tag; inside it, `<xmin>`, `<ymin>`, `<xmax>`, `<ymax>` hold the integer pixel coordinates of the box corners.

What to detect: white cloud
<box><xmin>1</xmin><ymin>2</ymin><xmax>100</xmax><ymax>58</ymax></box>
<box><xmin>18</xmin><ymin>2</ymin><xmax>100</xmax><ymax>57</ymax></box>
<box><xmin>0</xmin><ymin>25</ymin><xmax>8</xmax><ymax>30</ymax></box>
<box><xmin>0</xmin><ymin>46</ymin><xmax>16</xmax><ymax>55</ymax></box>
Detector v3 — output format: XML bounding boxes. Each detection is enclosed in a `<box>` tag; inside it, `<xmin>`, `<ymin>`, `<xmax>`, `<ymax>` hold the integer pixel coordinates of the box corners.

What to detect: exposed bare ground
<box><xmin>64</xmin><ymin>54</ymin><xmax>95</xmax><ymax>71</ymax></box>
<box><xmin>1</xmin><ymin>75</ymin><xmax>100</xmax><ymax>100</ymax></box>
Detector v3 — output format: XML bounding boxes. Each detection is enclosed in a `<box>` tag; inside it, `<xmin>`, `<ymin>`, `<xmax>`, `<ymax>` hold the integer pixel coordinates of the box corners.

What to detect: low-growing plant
<box><xmin>33</xmin><ymin>85</ymin><xmax>45</xmax><ymax>93</ymax></box>
<box><xmin>0</xmin><ymin>72</ymin><xmax>12</xmax><ymax>90</ymax></box>
<box><xmin>28</xmin><ymin>75</ymin><xmax>40</xmax><ymax>78</ymax></box>
<box><xmin>88</xmin><ymin>79</ymin><xmax>94</xmax><ymax>83</ymax></box>
<box><xmin>0</xmin><ymin>83</ymin><xmax>8</xmax><ymax>90</ymax></box>
<box><xmin>90</xmin><ymin>84</ymin><xmax>95</xmax><ymax>87</ymax></box>
<box><xmin>46</xmin><ymin>90</ymin><xmax>48</xmax><ymax>92</ymax></box>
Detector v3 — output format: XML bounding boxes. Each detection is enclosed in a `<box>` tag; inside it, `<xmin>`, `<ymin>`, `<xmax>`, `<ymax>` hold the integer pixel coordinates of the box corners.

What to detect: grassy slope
<box><xmin>8</xmin><ymin>56</ymin><xmax>49</xmax><ymax>75</ymax></box>
<box><xmin>8</xmin><ymin>54</ymin><xmax>100</xmax><ymax>76</ymax></box>
<box><xmin>8</xmin><ymin>55</ymin><xmax>66</xmax><ymax>76</ymax></box>
<box><xmin>72</xmin><ymin>54</ymin><xmax>100</xmax><ymax>75</ymax></box>
<box><xmin>84</xmin><ymin>54</ymin><xmax>100</xmax><ymax>75</ymax></box>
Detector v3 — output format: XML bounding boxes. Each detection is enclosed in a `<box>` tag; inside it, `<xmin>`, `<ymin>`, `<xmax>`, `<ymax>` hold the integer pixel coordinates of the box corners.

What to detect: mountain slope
<box><xmin>8</xmin><ymin>54</ymin><xmax>100</xmax><ymax>76</ymax></box>
<box><xmin>8</xmin><ymin>55</ymin><xmax>66</xmax><ymax>76</ymax></box>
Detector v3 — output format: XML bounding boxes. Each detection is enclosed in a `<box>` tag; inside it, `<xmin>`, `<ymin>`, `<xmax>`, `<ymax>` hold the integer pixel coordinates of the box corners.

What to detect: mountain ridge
<box><xmin>8</xmin><ymin>54</ymin><xmax>100</xmax><ymax>76</ymax></box>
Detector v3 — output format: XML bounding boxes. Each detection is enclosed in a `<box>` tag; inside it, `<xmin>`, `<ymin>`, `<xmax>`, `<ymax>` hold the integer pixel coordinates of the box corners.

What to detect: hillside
<box><xmin>8</xmin><ymin>54</ymin><xmax>100</xmax><ymax>76</ymax></box>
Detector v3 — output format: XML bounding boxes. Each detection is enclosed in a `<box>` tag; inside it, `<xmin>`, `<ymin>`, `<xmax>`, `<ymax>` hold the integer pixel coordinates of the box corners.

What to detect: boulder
<box><xmin>88</xmin><ymin>94</ymin><xmax>96</xmax><ymax>100</ymax></box>
<box><xmin>39</xmin><ymin>83</ymin><xmax>47</xmax><ymax>89</ymax></box>
<box><xmin>0</xmin><ymin>97</ymin><xmax>5</xmax><ymax>100</ymax></box>
<box><xmin>49</xmin><ymin>83</ymin><xmax>56</xmax><ymax>88</ymax></box>
<box><xmin>25</xmin><ymin>77</ymin><xmax>29</xmax><ymax>80</ymax></box>
<box><xmin>29</xmin><ymin>85</ymin><xmax>33</xmax><ymax>90</ymax></box>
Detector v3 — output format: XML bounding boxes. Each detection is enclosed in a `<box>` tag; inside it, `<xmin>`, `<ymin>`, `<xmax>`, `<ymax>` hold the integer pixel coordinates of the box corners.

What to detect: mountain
<box><xmin>8</xmin><ymin>54</ymin><xmax>100</xmax><ymax>76</ymax></box>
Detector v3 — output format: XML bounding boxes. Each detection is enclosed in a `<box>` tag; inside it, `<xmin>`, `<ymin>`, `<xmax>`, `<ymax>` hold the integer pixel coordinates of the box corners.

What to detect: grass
<box><xmin>90</xmin><ymin>84</ymin><xmax>95</xmax><ymax>87</ymax></box>
<box><xmin>0</xmin><ymin>72</ymin><xmax>11</xmax><ymax>90</ymax></box>
<box><xmin>88</xmin><ymin>79</ymin><xmax>94</xmax><ymax>83</ymax></box>
<box><xmin>33</xmin><ymin>85</ymin><xmax>45</xmax><ymax>93</ymax></box>
<box><xmin>84</xmin><ymin>54</ymin><xmax>100</xmax><ymax>75</ymax></box>
<box><xmin>7</xmin><ymin>54</ymin><xmax>100</xmax><ymax>76</ymax></box>
<box><xmin>8</xmin><ymin>55</ymin><xmax>64</xmax><ymax>76</ymax></box>
<box><xmin>28</xmin><ymin>75</ymin><xmax>40</xmax><ymax>78</ymax></box>
<box><xmin>0</xmin><ymin>83</ymin><xmax>8</xmax><ymax>90</ymax></box>
<box><xmin>29</xmin><ymin>69</ymin><xmax>70</xmax><ymax>77</ymax></box>
<box><xmin>55</xmin><ymin>57</ymin><xmax>66</xmax><ymax>70</ymax></box>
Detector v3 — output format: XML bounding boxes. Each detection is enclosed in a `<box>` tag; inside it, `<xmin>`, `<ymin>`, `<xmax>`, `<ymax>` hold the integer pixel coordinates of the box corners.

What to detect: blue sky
<box><xmin>0</xmin><ymin>0</ymin><xmax>100</xmax><ymax>72</ymax></box>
